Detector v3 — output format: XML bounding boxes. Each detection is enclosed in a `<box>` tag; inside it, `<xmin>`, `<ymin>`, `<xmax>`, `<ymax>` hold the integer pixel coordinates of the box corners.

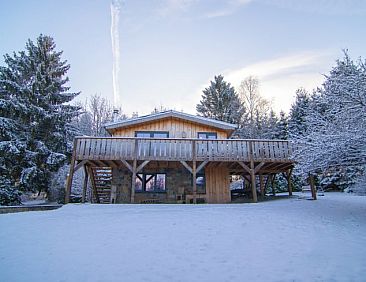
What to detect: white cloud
<box><xmin>195</xmin><ymin>50</ymin><xmax>336</xmax><ymax>114</ymax></box>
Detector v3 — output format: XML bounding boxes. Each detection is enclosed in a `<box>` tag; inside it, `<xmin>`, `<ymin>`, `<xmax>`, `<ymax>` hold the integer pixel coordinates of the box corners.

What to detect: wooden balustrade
<box><xmin>74</xmin><ymin>137</ymin><xmax>293</xmax><ymax>162</ymax></box>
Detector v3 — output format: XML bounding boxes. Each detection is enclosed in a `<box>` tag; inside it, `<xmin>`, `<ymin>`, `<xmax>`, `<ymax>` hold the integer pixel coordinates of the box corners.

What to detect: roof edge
<box><xmin>104</xmin><ymin>110</ymin><xmax>237</xmax><ymax>132</ymax></box>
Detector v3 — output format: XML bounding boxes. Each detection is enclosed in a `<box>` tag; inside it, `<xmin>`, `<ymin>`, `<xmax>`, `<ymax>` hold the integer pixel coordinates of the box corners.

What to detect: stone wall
<box><xmin>112</xmin><ymin>167</ymin><xmax>204</xmax><ymax>204</ymax></box>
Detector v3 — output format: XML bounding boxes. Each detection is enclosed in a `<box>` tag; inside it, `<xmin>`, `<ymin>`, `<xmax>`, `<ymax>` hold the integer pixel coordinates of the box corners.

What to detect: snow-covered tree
<box><xmin>196</xmin><ymin>75</ymin><xmax>245</xmax><ymax>124</ymax></box>
<box><xmin>258</xmin><ymin>110</ymin><xmax>278</xmax><ymax>139</ymax></box>
<box><xmin>288</xmin><ymin>88</ymin><xmax>310</xmax><ymax>139</ymax></box>
<box><xmin>293</xmin><ymin>51</ymin><xmax>366</xmax><ymax>192</ymax></box>
<box><xmin>0</xmin><ymin>34</ymin><xmax>80</xmax><ymax>204</ymax></box>
<box><xmin>274</xmin><ymin>111</ymin><xmax>288</xmax><ymax>140</ymax></box>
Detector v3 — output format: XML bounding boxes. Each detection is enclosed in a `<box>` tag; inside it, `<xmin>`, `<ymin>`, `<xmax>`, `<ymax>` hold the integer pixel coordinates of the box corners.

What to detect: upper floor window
<box><xmin>197</xmin><ymin>132</ymin><xmax>217</xmax><ymax>139</ymax></box>
<box><xmin>135</xmin><ymin>131</ymin><xmax>169</xmax><ymax>138</ymax></box>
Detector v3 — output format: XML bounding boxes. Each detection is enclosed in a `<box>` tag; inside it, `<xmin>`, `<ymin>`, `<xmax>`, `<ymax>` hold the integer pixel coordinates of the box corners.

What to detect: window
<box><xmin>197</xmin><ymin>132</ymin><xmax>217</xmax><ymax>139</ymax></box>
<box><xmin>135</xmin><ymin>131</ymin><xmax>169</xmax><ymax>138</ymax></box>
<box><xmin>135</xmin><ymin>173</ymin><xmax>166</xmax><ymax>192</ymax></box>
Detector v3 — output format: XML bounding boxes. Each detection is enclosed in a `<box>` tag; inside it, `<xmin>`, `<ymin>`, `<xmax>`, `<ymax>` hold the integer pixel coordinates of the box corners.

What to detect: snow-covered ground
<box><xmin>1</xmin><ymin>193</ymin><xmax>366</xmax><ymax>282</ymax></box>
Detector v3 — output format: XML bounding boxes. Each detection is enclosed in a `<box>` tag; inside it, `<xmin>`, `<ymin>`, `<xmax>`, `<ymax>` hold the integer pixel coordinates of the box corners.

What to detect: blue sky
<box><xmin>1</xmin><ymin>0</ymin><xmax>365</xmax><ymax>115</ymax></box>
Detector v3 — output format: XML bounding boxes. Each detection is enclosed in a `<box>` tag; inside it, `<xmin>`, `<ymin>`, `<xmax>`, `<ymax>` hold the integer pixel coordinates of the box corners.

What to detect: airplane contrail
<box><xmin>111</xmin><ymin>0</ymin><xmax>121</xmax><ymax>106</ymax></box>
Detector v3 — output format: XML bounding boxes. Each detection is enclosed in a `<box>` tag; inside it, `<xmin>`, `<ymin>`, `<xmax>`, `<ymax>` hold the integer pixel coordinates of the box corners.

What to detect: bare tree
<box><xmin>72</xmin><ymin>94</ymin><xmax>126</xmax><ymax>137</ymax></box>
<box><xmin>237</xmin><ymin>76</ymin><xmax>271</xmax><ymax>138</ymax></box>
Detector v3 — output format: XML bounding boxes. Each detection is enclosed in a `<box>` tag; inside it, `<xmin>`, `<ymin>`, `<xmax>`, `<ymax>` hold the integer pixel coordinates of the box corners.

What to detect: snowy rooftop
<box><xmin>1</xmin><ymin>193</ymin><xmax>366</xmax><ymax>282</ymax></box>
<box><xmin>104</xmin><ymin>110</ymin><xmax>238</xmax><ymax>133</ymax></box>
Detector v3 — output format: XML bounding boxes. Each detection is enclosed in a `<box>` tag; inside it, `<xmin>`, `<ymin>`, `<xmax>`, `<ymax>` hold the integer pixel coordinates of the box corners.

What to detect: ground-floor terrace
<box><xmin>65</xmin><ymin>137</ymin><xmax>295</xmax><ymax>204</ymax></box>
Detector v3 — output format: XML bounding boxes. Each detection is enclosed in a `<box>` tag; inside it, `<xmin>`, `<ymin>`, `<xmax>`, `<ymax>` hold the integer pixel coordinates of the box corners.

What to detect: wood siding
<box><xmin>205</xmin><ymin>165</ymin><xmax>231</xmax><ymax>203</ymax></box>
<box><xmin>112</xmin><ymin>117</ymin><xmax>228</xmax><ymax>139</ymax></box>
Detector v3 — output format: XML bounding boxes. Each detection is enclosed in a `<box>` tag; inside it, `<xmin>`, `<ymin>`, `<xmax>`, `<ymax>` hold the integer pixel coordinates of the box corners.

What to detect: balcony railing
<box><xmin>74</xmin><ymin>137</ymin><xmax>293</xmax><ymax>162</ymax></box>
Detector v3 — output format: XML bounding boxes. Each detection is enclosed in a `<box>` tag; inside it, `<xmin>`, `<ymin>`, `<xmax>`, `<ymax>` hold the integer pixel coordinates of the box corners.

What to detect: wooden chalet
<box><xmin>65</xmin><ymin>110</ymin><xmax>295</xmax><ymax>204</ymax></box>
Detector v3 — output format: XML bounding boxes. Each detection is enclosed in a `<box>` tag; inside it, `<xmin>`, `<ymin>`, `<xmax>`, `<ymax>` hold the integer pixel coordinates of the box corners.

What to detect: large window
<box><xmin>135</xmin><ymin>173</ymin><xmax>166</xmax><ymax>192</ymax></box>
<box><xmin>135</xmin><ymin>131</ymin><xmax>169</xmax><ymax>138</ymax></box>
<box><xmin>197</xmin><ymin>132</ymin><xmax>217</xmax><ymax>139</ymax></box>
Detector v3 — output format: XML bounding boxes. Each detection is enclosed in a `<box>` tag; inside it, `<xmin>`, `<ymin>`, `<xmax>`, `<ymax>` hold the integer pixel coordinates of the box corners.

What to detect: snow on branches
<box><xmin>290</xmin><ymin>51</ymin><xmax>366</xmax><ymax>191</ymax></box>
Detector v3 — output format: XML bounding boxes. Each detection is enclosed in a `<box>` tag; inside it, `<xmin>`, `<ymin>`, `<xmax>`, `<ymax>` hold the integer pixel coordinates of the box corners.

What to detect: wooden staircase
<box><xmin>91</xmin><ymin>167</ymin><xmax>112</xmax><ymax>204</ymax></box>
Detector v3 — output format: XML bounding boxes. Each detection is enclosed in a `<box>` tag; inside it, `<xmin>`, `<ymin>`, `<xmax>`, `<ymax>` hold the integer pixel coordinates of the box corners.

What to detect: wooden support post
<box><xmin>82</xmin><ymin>165</ymin><xmax>88</xmax><ymax>203</ymax></box>
<box><xmin>192</xmin><ymin>140</ymin><xmax>197</xmax><ymax>204</ymax></box>
<box><xmin>260</xmin><ymin>174</ymin><xmax>264</xmax><ymax>198</ymax></box>
<box><xmin>131</xmin><ymin>159</ymin><xmax>137</xmax><ymax>204</ymax></box>
<box><xmin>130</xmin><ymin>139</ymin><xmax>139</xmax><ymax>204</ymax></box>
<box><xmin>287</xmin><ymin>169</ymin><xmax>293</xmax><ymax>196</ymax></box>
<box><xmin>65</xmin><ymin>138</ymin><xmax>77</xmax><ymax>204</ymax></box>
<box><xmin>250</xmin><ymin>161</ymin><xmax>258</xmax><ymax>203</ymax></box>
<box><xmin>192</xmin><ymin>161</ymin><xmax>197</xmax><ymax>204</ymax></box>
<box><xmin>73</xmin><ymin>160</ymin><xmax>87</xmax><ymax>173</ymax></box>
<box><xmin>249</xmin><ymin>141</ymin><xmax>258</xmax><ymax>203</ymax></box>
<box><xmin>309</xmin><ymin>174</ymin><xmax>317</xmax><ymax>200</ymax></box>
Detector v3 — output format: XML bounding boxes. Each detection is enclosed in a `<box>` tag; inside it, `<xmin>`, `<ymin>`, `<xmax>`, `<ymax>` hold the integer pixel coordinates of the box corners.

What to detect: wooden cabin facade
<box><xmin>65</xmin><ymin>110</ymin><xmax>295</xmax><ymax>204</ymax></box>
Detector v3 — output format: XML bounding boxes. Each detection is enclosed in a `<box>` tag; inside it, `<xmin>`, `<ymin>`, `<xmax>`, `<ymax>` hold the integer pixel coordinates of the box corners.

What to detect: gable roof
<box><xmin>104</xmin><ymin>110</ymin><xmax>237</xmax><ymax>134</ymax></box>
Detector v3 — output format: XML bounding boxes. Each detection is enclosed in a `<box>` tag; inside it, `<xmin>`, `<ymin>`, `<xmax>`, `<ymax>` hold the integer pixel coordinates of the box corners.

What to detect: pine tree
<box><xmin>196</xmin><ymin>75</ymin><xmax>244</xmax><ymax>124</ymax></box>
<box><xmin>288</xmin><ymin>88</ymin><xmax>310</xmax><ymax>138</ymax></box>
<box><xmin>275</xmin><ymin>111</ymin><xmax>288</xmax><ymax>140</ymax></box>
<box><xmin>0</xmin><ymin>34</ymin><xmax>80</xmax><ymax>204</ymax></box>
<box><xmin>259</xmin><ymin>109</ymin><xmax>277</xmax><ymax>139</ymax></box>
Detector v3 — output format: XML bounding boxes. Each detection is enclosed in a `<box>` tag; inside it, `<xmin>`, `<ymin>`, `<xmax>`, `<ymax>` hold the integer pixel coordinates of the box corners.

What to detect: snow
<box><xmin>1</xmin><ymin>193</ymin><xmax>366</xmax><ymax>282</ymax></box>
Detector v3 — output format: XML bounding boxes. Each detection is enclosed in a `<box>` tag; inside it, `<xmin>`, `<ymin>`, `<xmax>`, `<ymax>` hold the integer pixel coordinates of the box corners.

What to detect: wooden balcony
<box><xmin>74</xmin><ymin>137</ymin><xmax>293</xmax><ymax>163</ymax></box>
<box><xmin>66</xmin><ymin>137</ymin><xmax>296</xmax><ymax>204</ymax></box>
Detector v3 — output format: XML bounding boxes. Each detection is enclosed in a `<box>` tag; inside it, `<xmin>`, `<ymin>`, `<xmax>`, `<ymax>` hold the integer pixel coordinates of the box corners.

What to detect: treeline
<box><xmin>196</xmin><ymin>75</ymin><xmax>288</xmax><ymax>140</ymax></box>
<box><xmin>0</xmin><ymin>34</ymin><xmax>364</xmax><ymax>205</ymax></box>
<box><xmin>197</xmin><ymin>52</ymin><xmax>365</xmax><ymax>193</ymax></box>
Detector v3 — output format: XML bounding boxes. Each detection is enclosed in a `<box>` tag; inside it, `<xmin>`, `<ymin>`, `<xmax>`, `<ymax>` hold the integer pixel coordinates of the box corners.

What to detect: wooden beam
<box><xmin>192</xmin><ymin>140</ymin><xmax>197</xmax><ymax>204</ymax></box>
<box><xmin>237</xmin><ymin>161</ymin><xmax>251</xmax><ymax>174</ymax></box>
<box><xmin>82</xmin><ymin>165</ymin><xmax>88</xmax><ymax>203</ymax></box>
<box><xmin>254</xmin><ymin>162</ymin><xmax>266</xmax><ymax>174</ymax></box>
<box><xmin>180</xmin><ymin>161</ymin><xmax>193</xmax><ymax>174</ymax></box>
<box><xmin>250</xmin><ymin>160</ymin><xmax>258</xmax><ymax>203</ymax></box>
<box><xmin>248</xmin><ymin>140</ymin><xmax>257</xmax><ymax>203</ymax></box>
<box><xmin>136</xmin><ymin>160</ymin><xmax>150</xmax><ymax>173</ymax></box>
<box><xmin>121</xmin><ymin>159</ymin><xmax>133</xmax><ymax>173</ymax></box>
<box><xmin>95</xmin><ymin>160</ymin><xmax>107</xmax><ymax>167</ymax></box>
<box><xmin>196</xmin><ymin>160</ymin><xmax>209</xmax><ymax>174</ymax></box>
<box><xmin>88</xmin><ymin>160</ymin><xmax>100</xmax><ymax>167</ymax></box>
<box><xmin>192</xmin><ymin>160</ymin><xmax>197</xmax><ymax>204</ymax></box>
<box><xmin>243</xmin><ymin>174</ymin><xmax>251</xmax><ymax>183</ymax></box>
<box><xmin>74</xmin><ymin>160</ymin><xmax>87</xmax><ymax>173</ymax></box>
<box><xmin>131</xmin><ymin>159</ymin><xmax>137</xmax><ymax>203</ymax></box>
<box><xmin>65</xmin><ymin>138</ymin><xmax>77</xmax><ymax>204</ymax></box>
